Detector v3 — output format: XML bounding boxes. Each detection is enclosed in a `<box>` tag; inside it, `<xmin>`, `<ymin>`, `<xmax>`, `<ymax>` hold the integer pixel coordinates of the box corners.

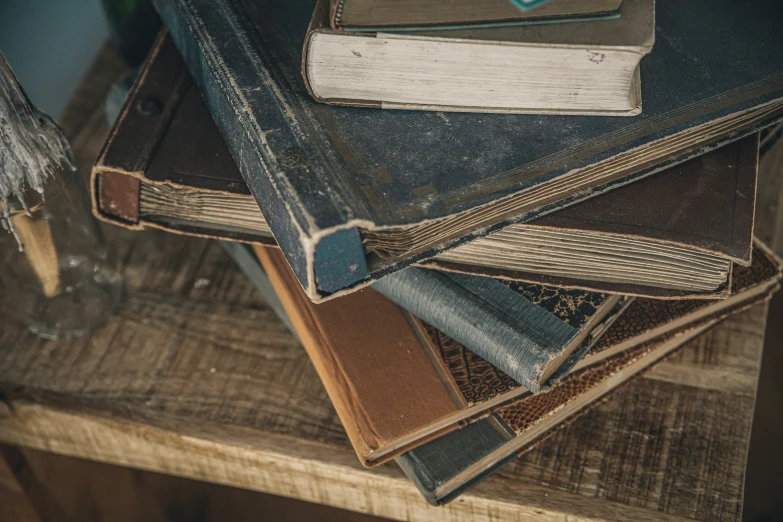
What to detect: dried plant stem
<box><xmin>1</xmin><ymin>50</ymin><xmax>74</xmax><ymax>245</ymax></box>
<box><xmin>10</xmin><ymin>213</ymin><xmax>60</xmax><ymax>297</ymax></box>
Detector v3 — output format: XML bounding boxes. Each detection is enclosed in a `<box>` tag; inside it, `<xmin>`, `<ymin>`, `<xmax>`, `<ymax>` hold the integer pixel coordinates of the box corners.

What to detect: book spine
<box><xmin>91</xmin><ymin>32</ymin><xmax>187</xmax><ymax>228</ymax></box>
<box><xmin>150</xmin><ymin>0</ymin><xmax>369</xmax><ymax>301</ymax></box>
<box><xmin>256</xmin><ymin>246</ymin><xmax>470</xmax><ymax>466</ymax></box>
<box><xmin>372</xmin><ymin>268</ymin><xmax>577</xmax><ymax>392</ymax></box>
<box><xmin>396</xmin><ymin>415</ymin><xmax>516</xmax><ymax>506</ymax></box>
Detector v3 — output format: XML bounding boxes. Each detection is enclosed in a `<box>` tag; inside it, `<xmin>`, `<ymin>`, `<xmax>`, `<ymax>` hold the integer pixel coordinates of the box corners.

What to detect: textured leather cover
<box><xmin>494</xmin><ymin>285</ymin><xmax>774</xmax><ymax>448</ymax></box>
<box><xmin>501</xmin><ymin>326</ymin><xmax>710</xmax><ymax>434</ymax></box>
<box><xmin>94</xmin><ymin>31</ymin><xmax>758</xmax><ymax>299</ymax></box>
<box><xmin>151</xmin><ymin>0</ymin><xmax>783</xmax><ymax>301</ymax></box>
<box><xmin>373</xmin><ymin>268</ymin><xmax>613</xmax><ymax>391</ymax></box>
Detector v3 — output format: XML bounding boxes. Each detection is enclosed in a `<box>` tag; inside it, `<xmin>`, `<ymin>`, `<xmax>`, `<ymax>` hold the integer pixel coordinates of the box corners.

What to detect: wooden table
<box><xmin>1</xmin><ymin>46</ymin><xmax>781</xmax><ymax>522</ymax></box>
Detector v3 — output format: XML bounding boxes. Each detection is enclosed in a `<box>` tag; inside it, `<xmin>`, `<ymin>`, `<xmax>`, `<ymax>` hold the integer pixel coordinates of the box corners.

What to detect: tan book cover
<box><xmin>255</xmin><ymin>241</ymin><xmax>780</xmax><ymax>467</ymax></box>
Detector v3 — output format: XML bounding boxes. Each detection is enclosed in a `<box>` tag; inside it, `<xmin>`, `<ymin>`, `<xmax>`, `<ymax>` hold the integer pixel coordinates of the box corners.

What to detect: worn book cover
<box><xmin>151</xmin><ymin>0</ymin><xmax>783</xmax><ymax>301</ymax></box>
<box><xmin>426</xmin><ymin>134</ymin><xmax>759</xmax><ymax>298</ymax></box>
<box><xmin>306</xmin><ymin>0</ymin><xmax>651</xmax><ymax>114</ymax></box>
<box><xmin>397</xmin><ymin>242</ymin><xmax>782</xmax><ymax>503</ymax></box>
<box><xmin>93</xmin><ymin>31</ymin><xmax>758</xmax><ymax>300</ymax></box>
<box><xmin>255</xmin><ymin>246</ymin><xmax>624</xmax><ymax>465</ymax></box>
<box><xmin>373</xmin><ymin>268</ymin><xmax>624</xmax><ymax>391</ymax></box>
<box><xmin>251</xmin><ymin>241</ymin><xmax>780</xmax><ymax>469</ymax></box>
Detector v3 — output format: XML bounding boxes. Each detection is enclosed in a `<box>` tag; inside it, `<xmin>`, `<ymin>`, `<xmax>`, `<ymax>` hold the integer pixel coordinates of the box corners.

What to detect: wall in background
<box><xmin>0</xmin><ymin>0</ymin><xmax>109</xmax><ymax>118</ymax></box>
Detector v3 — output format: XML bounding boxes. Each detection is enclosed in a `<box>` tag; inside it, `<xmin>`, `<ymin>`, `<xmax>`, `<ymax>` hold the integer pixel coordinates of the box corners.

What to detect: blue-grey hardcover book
<box><xmin>372</xmin><ymin>268</ymin><xmax>626</xmax><ymax>392</ymax></box>
<box><xmin>151</xmin><ymin>0</ymin><xmax>783</xmax><ymax>303</ymax></box>
<box><xmin>396</xmin><ymin>415</ymin><xmax>517</xmax><ymax>506</ymax></box>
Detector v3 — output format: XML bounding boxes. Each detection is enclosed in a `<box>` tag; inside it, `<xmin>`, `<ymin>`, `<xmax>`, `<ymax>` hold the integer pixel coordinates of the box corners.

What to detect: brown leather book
<box><xmin>254</xmin><ymin>240</ymin><xmax>780</xmax><ymax>468</ymax></box>
<box><xmin>93</xmin><ymin>31</ymin><xmax>757</xmax><ymax>299</ymax></box>
<box><xmin>255</xmin><ymin>245</ymin><xmax>623</xmax><ymax>465</ymax></box>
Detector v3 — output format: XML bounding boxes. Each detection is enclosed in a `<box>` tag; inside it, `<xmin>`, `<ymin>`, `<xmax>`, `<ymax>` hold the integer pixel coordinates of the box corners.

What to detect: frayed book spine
<box><xmin>372</xmin><ymin>268</ymin><xmax>578</xmax><ymax>392</ymax></box>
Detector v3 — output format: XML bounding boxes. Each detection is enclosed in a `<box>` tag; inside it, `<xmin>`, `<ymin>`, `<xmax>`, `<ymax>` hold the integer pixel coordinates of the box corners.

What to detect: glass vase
<box><xmin>1</xmin><ymin>166</ymin><xmax>121</xmax><ymax>340</ymax></box>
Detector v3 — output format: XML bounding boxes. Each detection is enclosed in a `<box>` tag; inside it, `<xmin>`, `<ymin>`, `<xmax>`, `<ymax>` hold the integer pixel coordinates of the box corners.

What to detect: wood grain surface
<box><xmin>756</xmin><ymin>129</ymin><xmax>783</xmax><ymax>249</ymax></box>
<box><xmin>0</xmin><ymin>45</ymin><xmax>778</xmax><ymax>522</ymax></box>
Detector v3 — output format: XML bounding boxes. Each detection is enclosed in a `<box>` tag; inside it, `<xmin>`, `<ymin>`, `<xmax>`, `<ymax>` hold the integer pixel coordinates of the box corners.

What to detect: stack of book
<box><xmin>92</xmin><ymin>0</ymin><xmax>783</xmax><ymax>505</ymax></box>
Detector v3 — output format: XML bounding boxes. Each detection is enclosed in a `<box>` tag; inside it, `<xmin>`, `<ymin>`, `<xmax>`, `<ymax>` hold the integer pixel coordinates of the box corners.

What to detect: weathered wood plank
<box><xmin>0</xmin><ymin>401</ymin><xmax>696</xmax><ymax>522</ymax></box>
<box><xmin>16</xmin><ymin>447</ymin><xmax>392</xmax><ymax>522</ymax></box>
<box><xmin>0</xmin><ymin>305</ymin><xmax>764</xmax><ymax>522</ymax></box>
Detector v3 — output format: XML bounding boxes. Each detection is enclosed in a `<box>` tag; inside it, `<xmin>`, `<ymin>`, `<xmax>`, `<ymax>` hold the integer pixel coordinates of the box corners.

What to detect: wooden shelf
<box><xmin>0</xmin><ymin>45</ymin><xmax>779</xmax><ymax>522</ymax></box>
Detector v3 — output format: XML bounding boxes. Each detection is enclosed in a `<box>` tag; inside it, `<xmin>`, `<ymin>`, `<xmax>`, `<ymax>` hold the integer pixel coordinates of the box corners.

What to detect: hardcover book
<box><xmin>255</xmin><ymin>245</ymin><xmax>625</xmax><ymax>465</ymax></box>
<box><xmin>306</xmin><ymin>0</ymin><xmax>652</xmax><ymax>114</ymax></box>
<box><xmin>93</xmin><ymin>31</ymin><xmax>759</xmax><ymax>300</ymax></box>
<box><xmin>329</xmin><ymin>0</ymin><xmax>621</xmax><ymax>31</ymax></box>
<box><xmin>396</xmin><ymin>242</ymin><xmax>782</xmax><ymax>504</ymax></box>
<box><xmin>427</xmin><ymin>135</ymin><xmax>758</xmax><ymax>299</ymax></box>
<box><xmin>250</xmin><ymin>241</ymin><xmax>780</xmax><ymax>468</ymax></box>
<box><xmin>151</xmin><ymin>0</ymin><xmax>783</xmax><ymax>301</ymax></box>
<box><xmin>229</xmin><ymin>240</ymin><xmax>781</xmax><ymax>502</ymax></box>
<box><xmin>399</xmin><ymin>320</ymin><xmax>719</xmax><ymax>504</ymax></box>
